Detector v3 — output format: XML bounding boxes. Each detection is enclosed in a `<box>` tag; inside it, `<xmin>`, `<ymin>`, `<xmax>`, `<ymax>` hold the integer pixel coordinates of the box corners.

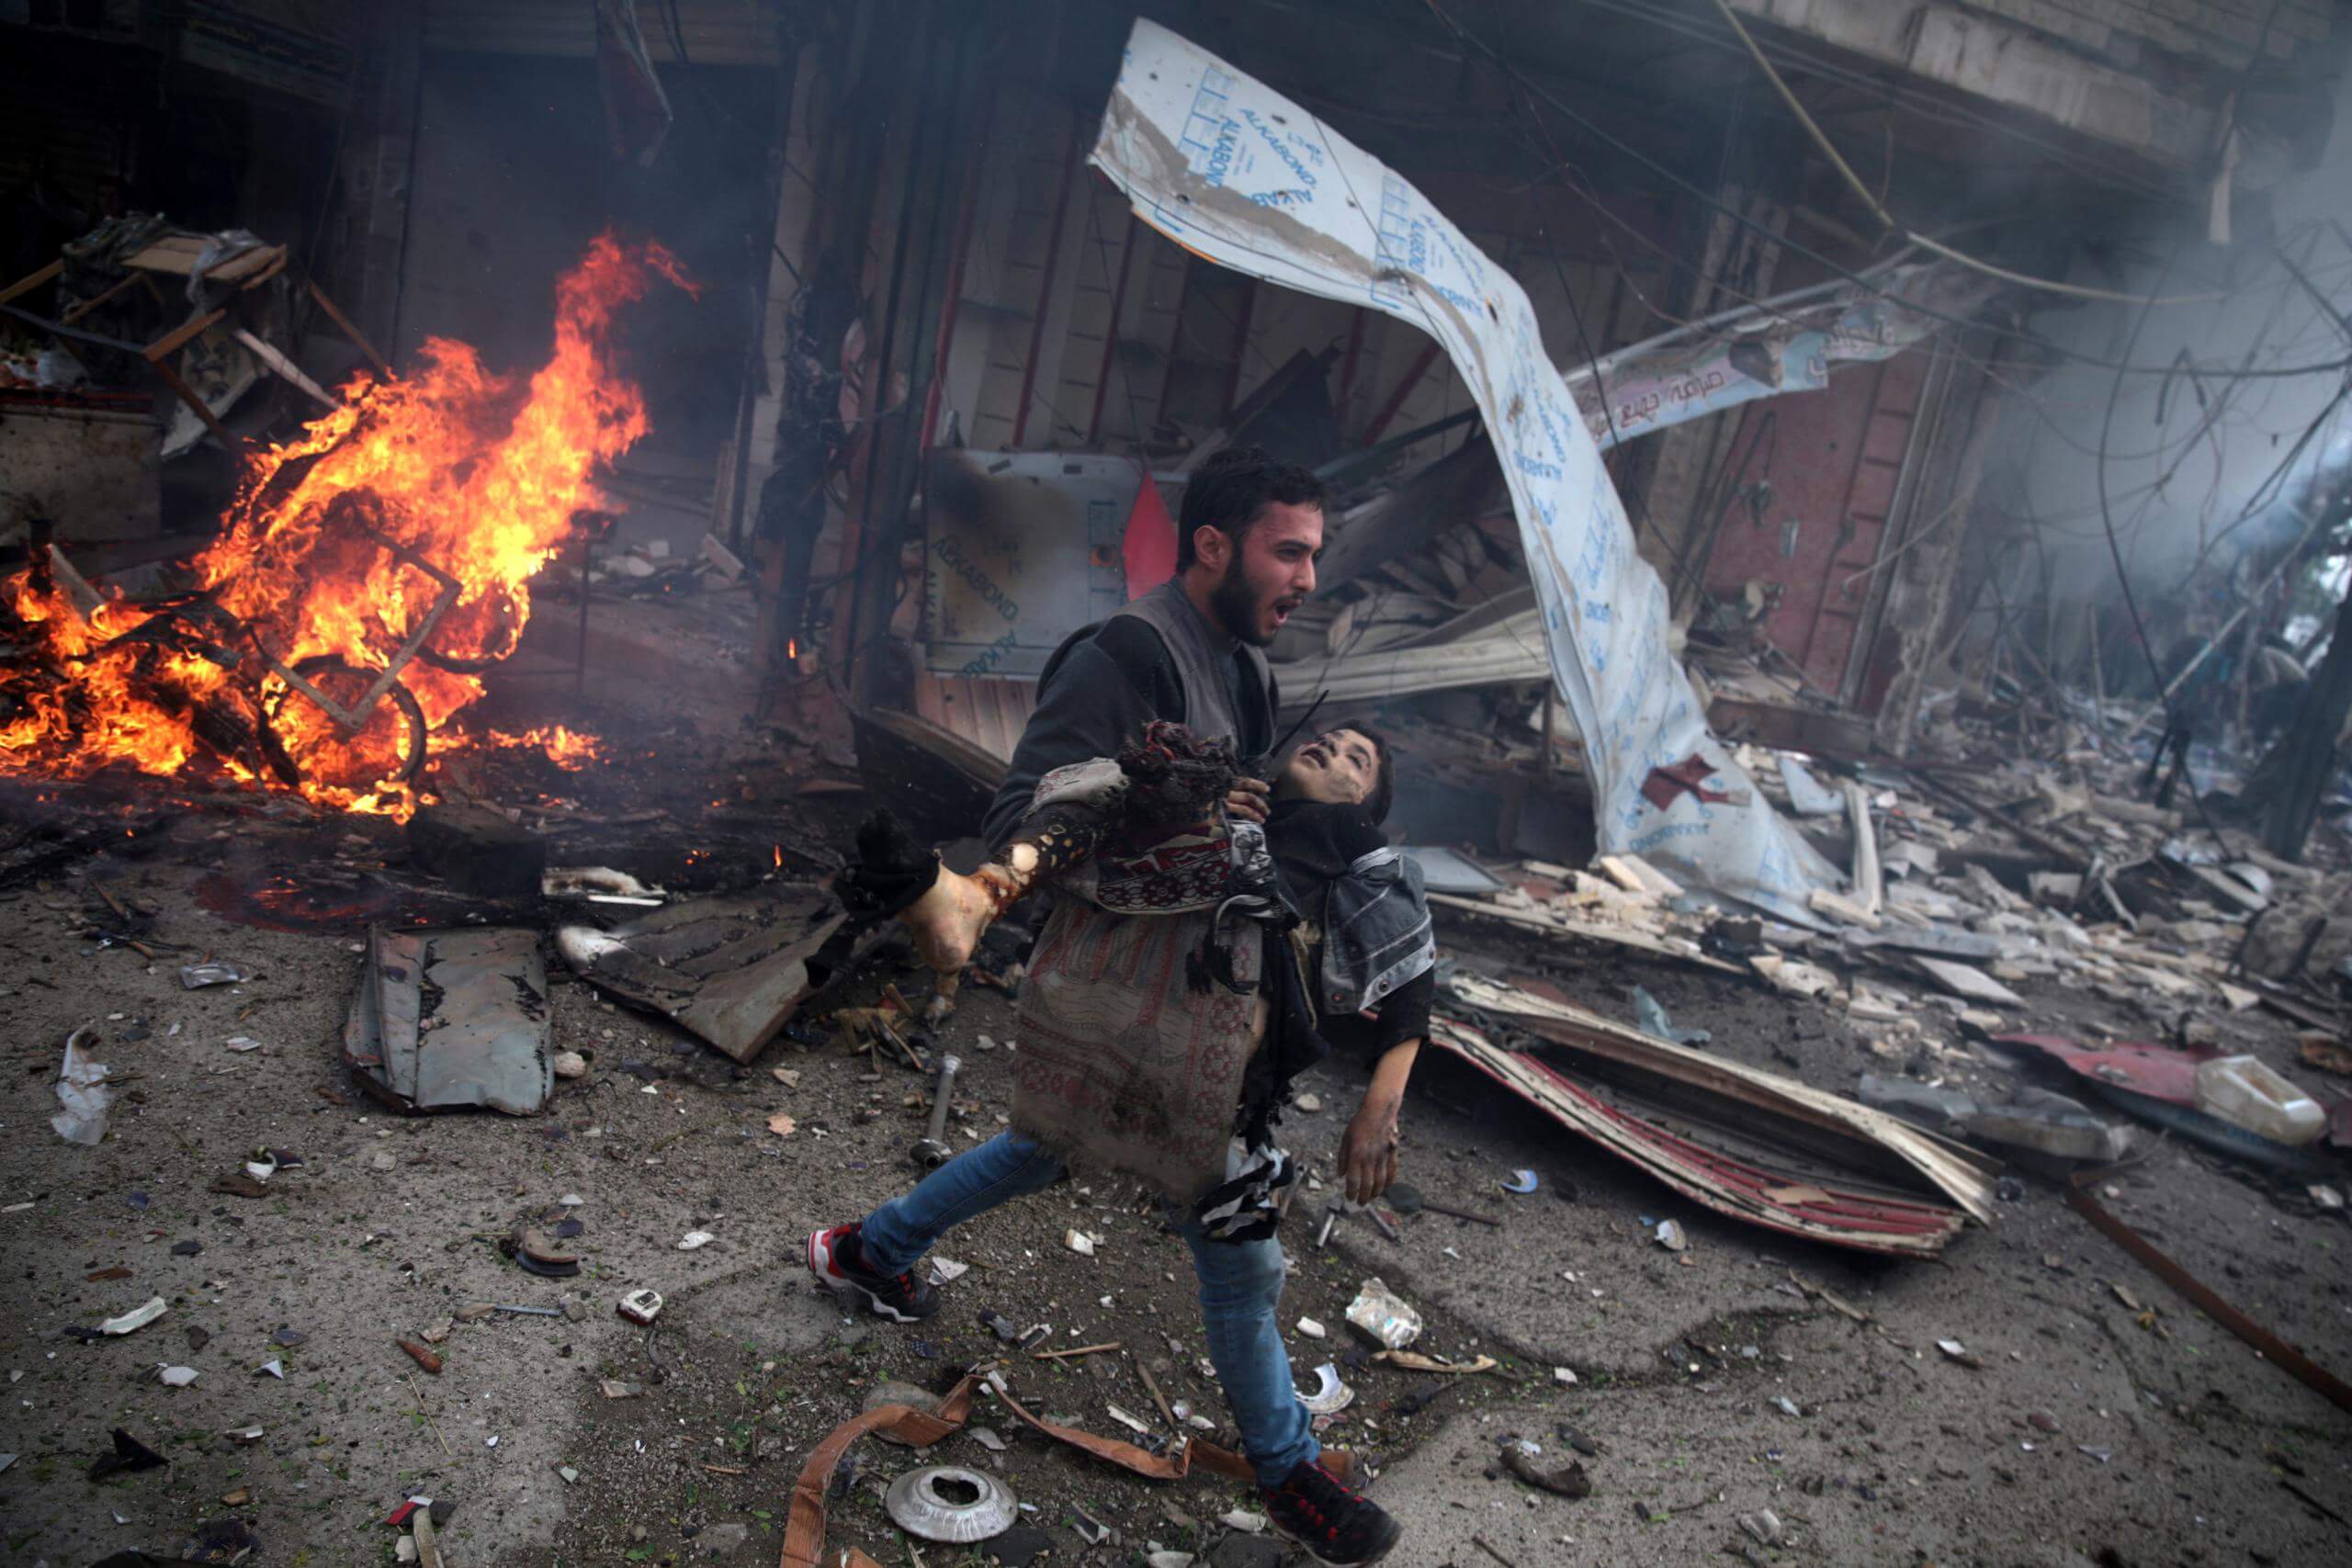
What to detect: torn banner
<box><xmin>1567</xmin><ymin>261</ymin><xmax>1990</xmax><ymax>449</ymax></box>
<box><xmin>1089</xmin><ymin>20</ymin><xmax>1837</xmax><ymax>920</ymax></box>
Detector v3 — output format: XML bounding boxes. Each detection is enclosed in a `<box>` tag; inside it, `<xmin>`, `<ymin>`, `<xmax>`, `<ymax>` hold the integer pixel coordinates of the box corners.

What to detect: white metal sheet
<box><xmin>1088</xmin><ymin>20</ymin><xmax>1835</xmax><ymax>920</ymax></box>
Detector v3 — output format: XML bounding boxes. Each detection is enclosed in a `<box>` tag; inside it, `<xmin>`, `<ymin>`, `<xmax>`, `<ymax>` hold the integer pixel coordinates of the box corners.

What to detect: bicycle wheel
<box><xmin>262</xmin><ymin>657</ymin><xmax>428</xmax><ymax>791</ymax></box>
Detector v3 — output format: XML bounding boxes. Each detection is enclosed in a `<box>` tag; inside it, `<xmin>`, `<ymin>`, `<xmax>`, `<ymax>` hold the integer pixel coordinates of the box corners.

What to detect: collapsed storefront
<box><xmin>5</xmin><ymin>4</ymin><xmax>2352</xmax><ymax>1566</ymax></box>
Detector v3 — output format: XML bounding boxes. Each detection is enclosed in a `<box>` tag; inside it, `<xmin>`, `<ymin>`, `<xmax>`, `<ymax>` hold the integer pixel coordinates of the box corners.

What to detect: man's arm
<box><xmin>981</xmin><ymin>618</ymin><xmax>1179</xmax><ymax>850</ymax></box>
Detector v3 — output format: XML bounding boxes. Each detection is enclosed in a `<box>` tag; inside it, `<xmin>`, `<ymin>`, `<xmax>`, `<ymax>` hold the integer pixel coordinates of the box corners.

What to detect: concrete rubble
<box><xmin>3</xmin><ymin>4</ymin><xmax>2350</xmax><ymax>1566</ymax></box>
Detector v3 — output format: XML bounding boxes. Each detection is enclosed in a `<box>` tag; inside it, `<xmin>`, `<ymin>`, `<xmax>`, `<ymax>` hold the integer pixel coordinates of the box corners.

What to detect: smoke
<box><xmin>1980</xmin><ymin>61</ymin><xmax>2352</xmax><ymax>647</ymax></box>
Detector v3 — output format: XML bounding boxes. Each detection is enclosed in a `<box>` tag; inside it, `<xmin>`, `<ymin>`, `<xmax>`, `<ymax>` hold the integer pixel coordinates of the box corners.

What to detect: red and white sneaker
<box><xmin>1261</xmin><ymin>1453</ymin><xmax>1403</xmax><ymax>1565</ymax></box>
<box><xmin>805</xmin><ymin>1224</ymin><xmax>940</xmax><ymax>1323</ymax></box>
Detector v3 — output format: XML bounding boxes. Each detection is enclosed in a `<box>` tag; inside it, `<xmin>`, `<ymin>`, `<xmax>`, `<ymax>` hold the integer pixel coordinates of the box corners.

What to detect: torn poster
<box><xmin>1566</xmin><ymin>263</ymin><xmax>1993</xmax><ymax>449</ymax></box>
<box><xmin>1089</xmin><ymin>20</ymin><xmax>1837</xmax><ymax>919</ymax></box>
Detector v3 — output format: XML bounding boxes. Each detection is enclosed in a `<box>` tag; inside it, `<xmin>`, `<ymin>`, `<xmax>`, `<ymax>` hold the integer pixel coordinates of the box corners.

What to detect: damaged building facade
<box><xmin>6</xmin><ymin>3</ymin><xmax>2352</xmax><ymax>1566</ymax></box>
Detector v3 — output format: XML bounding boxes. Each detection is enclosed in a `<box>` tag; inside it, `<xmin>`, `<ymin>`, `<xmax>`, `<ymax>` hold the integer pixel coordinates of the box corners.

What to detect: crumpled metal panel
<box><xmin>1088</xmin><ymin>20</ymin><xmax>1839</xmax><ymax>924</ymax></box>
<box><xmin>556</xmin><ymin>884</ymin><xmax>844</xmax><ymax>1063</ymax></box>
<box><xmin>345</xmin><ymin>926</ymin><xmax>549</xmax><ymax>1115</ymax></box>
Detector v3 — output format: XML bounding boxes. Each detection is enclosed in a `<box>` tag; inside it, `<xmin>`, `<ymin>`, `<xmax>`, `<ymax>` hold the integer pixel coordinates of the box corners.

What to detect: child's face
<box><xmin>1278</xmin><ymin>728</ymin><xmax>1379</xmax><ymax>807</ymax></box>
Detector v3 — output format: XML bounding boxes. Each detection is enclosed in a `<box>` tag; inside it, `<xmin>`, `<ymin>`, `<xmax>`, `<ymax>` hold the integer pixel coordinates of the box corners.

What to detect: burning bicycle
<box><xmin>1</xmin><ymin>232</ymin><xmax>689</xmax><ymax>813</ymax></box>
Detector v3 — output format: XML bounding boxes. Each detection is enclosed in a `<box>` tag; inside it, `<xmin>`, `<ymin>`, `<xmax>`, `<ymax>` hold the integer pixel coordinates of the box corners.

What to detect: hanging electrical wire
<box><xmin>1700</xmin><ymin>0</ymin><xmax>2230</xmax><ymax>306</ymax></box>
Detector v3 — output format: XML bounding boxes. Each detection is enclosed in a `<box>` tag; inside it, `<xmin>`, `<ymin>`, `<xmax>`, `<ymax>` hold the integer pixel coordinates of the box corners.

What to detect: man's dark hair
<box><xmin>1175</xmin><ymin>446</ymin><xmax>1328</xmax><ymax>571</ymax></box>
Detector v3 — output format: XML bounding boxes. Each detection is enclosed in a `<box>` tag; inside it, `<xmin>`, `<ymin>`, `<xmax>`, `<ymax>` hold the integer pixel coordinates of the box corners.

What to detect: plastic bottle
<box><xmin>2193</xmin><ymin>1055</ymin><xmax>2324</xmax><ymax>1146</ymax></box>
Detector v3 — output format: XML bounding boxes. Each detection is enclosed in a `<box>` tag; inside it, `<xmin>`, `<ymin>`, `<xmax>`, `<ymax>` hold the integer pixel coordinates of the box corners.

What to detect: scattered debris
<box><xmin>1500</xmin><ymin>1441</ymin><xmax>1592</xmax><ymax>1499</ymax></box>
<box><xmin>1384</xmin><ymin>1183</ymin><xmax>1503</xmax><ymax>1225</ymax></box>
<box><xmin>1856</xmin><ymin>1074</ymin><xmax>2132</xmax><ymax>1163</ymax></box>
<box><xmin>98</xmin><ymin>1297</ymin><xmax>167</xmax><ymax>1337</ymax></box>
<box><xmin>397</xmin><ymin>1338</ymin><xmax>442</xmax><ymax>1375</ymax></box>
<box><xmin>1500</xmin><ymin>1169</ymin><xmax>1541</xmax><ymax>1195</ymax></box>
<box><xmin>2301</xmin><ymin>1039</ymin><xmax>2352</xmax><ymax>1077</ymax></box>
<box><xmin>2196</xmin><ymin>1054</ymin><xmax>2324</xmax><ymax>1145</ymax></box>
<box><xmin>1654</xmin><ymin>1219</ymin><xmax>1687</xmax><ymax>1252</ymax></box>
<box><xmin>1633</xmin><ymin>987</ymin><xmax>1709</xmax><ymax>1046</ymax></box>
<box><xmin>1375</xmin><ymin>1350</ymin><xmax>1497</xmax><ymax>1374</ymax></box>
<box><xmin>2065</xmin><ymin>1172</ymin><xmax>2352</xmax><ymax>1416</ymax></box>
<box><xmin>1344</xmin><ymin>1279</ymin><xmax>1422</xmax><ymax>1349</ymax></box>
<box><xmin>884</xmin><ymin>1465</ymin><xmax>1018</xmax><ymax>1543</ymax></box>
<box><xmin>180</xmin><ymin>962</ymin><xmax>252</xmax><ymax>988</ymax></box>
<box><xmin>345</xmin><ymin>926</ymin><xmax>551</xmax><ymax>1115</ymax></box>
<box><xmin>616</xmin><ymin>1290</ymin><xmax>663</xmax><ymax>1325</ymax></box>
<box><xmin>1063</xmin><ymin>1229</ymin><xmax>1097</xmax><ymax>1258</ymax></box>
<box><xmin>541</xmin><ymin>865</ymin><xmax>666</xmax><ymax>904</ymax></box>
<box><xmin>1296</xmin><ymin>1316</ymin><xmax>1327</xmax><ymax>1338</ymax></box>
<box><xmin>677</xmin><ymin>1230</ymin><xmax>715</xmax><ymax>1251</ymax></box>
<box><xmin>88</xmin><ymin>1427</ymin><xmax>166</xmax><ymax>1481</ymax></box>
<box><xmin>1296</xmin><ymin>1363</ymin><xmax>1355</xmax><ymax>1416</ymax></box>
<box><xmin>555</xmin><ymin>886</ymin><xmax>844</xmax><ymax>1063</ymax></box>
<box><xmin>51</xmin><ymin>1025</ymin><xmax>115</xmax><ymax>1145</ymax></box>
<box><xmin>1436</xmin><ymin>977</ymin><xmax>1996</xmax><ymax>1253</ymax></box>
<box><xmin>155</xmin><ymin>1364</ymin><xmax>198</xmax><ymax>1387</ymax></box>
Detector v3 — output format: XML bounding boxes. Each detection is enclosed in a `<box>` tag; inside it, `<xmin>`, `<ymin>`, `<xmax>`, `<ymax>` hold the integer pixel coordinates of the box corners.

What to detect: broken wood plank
<box><xmin>1427</xmin><ymin>892</ymin><xmax>1740</xmax><ymax>974</ymax></box>
<box><xmin>1845</xmin><ymin>781</ymin><xmax>1882</xmax><ymax>919</ymax></box>
<box><xmin>1909</xmin><ymin>954</ymin><xmax>2026</xmax><ymax>1007</ymax></box>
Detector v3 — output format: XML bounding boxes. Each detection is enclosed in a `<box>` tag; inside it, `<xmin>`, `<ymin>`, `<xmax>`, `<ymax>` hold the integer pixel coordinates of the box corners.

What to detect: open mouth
<box><xmin>1272</xmin><ymin>597</ymin><xmax>1303</xmax><ymax>626</ymax></box>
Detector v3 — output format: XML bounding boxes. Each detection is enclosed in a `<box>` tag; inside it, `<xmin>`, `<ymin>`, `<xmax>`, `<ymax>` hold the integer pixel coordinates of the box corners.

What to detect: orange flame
<box><xmin>1</xmin><ymin>233</ymin><xmax>691</xmax><ymax>814</ymax></box>
<box><xmin>484</xmin><ymin>724</ymin><xmax>605</xmax><ymax>772</ymax></box>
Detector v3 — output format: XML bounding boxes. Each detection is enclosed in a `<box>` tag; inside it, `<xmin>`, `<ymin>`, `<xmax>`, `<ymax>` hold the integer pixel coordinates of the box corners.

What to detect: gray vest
<box><xmin>1111</xmin><ymin>580</ymin><xmax>1273</xmax><ymax>756</ymax></box>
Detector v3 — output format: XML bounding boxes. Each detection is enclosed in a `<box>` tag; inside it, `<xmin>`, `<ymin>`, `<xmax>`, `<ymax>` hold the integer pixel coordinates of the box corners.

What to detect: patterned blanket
<box><xmin>1010</xmin><ymin>893</ymin><xmax>1259</xmax><ymax>1201</ymax></box>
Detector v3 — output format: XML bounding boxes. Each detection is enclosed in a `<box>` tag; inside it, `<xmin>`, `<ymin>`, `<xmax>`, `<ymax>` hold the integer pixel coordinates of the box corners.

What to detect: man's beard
<box><xmin>1208</xmin><ymin>557</ymin><xmax>1271</xmax><ymax>647</ymax></box>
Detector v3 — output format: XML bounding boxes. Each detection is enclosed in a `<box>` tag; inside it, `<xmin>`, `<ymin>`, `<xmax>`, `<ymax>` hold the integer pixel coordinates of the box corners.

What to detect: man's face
<box><xmin>1278</xmin><ymin>728</ymin><xmax>1381</xmax><ymax>808</ymax></box>
<box><xmin>1205</xmin><ymin>501</ymin><xmax>1321</xmax><ymax>647</ymax></box>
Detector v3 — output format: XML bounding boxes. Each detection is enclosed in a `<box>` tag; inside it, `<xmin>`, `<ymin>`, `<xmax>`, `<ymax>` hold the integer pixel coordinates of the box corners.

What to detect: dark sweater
<box><xmin>985</xmin><ymin>612</ymin><xmax>1422</xmax><ymax>1139</ymax></box>
<box><xmin>982</xmin><ymin>612</ymin><xmax>1277</xmax><ymax>851</ymax></box>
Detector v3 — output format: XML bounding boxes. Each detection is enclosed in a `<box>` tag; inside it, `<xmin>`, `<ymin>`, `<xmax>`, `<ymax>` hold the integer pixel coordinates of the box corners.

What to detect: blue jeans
<box><xmin>857</xmin><ymin>1131</ymin><xmax>1317</xmax><ymax>1486</ymax></box>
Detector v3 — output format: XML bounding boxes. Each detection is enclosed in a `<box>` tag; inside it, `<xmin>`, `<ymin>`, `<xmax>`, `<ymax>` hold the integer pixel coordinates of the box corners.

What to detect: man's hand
<box><xmin>1337</xmin><ymin>1090</ymin><xmax>1402</xmax><ymax>1206</ymax></box>
<box><xmin>1225</xmin><ymin>773</ymin><xmax>1271</xmax><ymax>825</ymax></box>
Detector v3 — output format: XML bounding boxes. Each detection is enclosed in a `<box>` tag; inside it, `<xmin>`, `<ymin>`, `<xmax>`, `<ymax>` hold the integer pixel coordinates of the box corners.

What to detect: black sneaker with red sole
<box><xmin>806</xmin><ymin>1224</ymin><xmax>940</xmax><ymax>1323</ymax></box>
<box><xmin>1261</xmin><ymin>1453</ymin><xmax>1403</xmax><ymax>1565</ymax></box>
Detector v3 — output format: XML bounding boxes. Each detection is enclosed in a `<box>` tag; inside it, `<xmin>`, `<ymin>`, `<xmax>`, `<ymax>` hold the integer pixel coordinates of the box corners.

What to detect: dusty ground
<box><xmin>3</xmin><ymin>783</ymin><xmax>2350</xmax><ymax>1568</ymax></box>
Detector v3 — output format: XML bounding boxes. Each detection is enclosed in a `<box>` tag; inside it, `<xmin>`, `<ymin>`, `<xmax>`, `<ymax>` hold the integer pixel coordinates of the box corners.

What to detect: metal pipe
<box><xmin>1011</xmin><ymin>111</ymin><xmax>1083</xmax><ymax>448</ymax></box>
<box><xmin>842</xmin><ymin>11</ymin><xmax>944</xmax><ymax>700</ymax></box>
<box><xmin>1085</xmin><ymin>212</ymin><xmax>1141</xmax><ymax>446</ymax></box>
<box><xmin>921</xmin><ymin>65</ymin><xmax>995</xmax><ymax>449</ymax></box>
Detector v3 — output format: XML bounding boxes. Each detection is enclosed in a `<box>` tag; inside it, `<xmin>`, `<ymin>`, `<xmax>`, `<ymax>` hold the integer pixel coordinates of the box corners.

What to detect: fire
<box><xmin>1</xmin><ymin>233</ymin><xmax>691</xmax><ymax>814</ymax></box>
<box><xmin>484</xmin><ymin>724</ymin><xmax>605</xmax><ymax>772</ymax></box>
